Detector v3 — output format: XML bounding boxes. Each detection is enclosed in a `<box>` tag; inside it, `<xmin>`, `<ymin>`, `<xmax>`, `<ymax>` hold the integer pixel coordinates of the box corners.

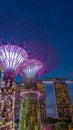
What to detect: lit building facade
<box><xmin>43</xmin><ymin>78</ymin><xmax>73</xmax><ymax>121</ymax></box>
<box><xmin>54</xmin><ymin>79</ymin><xmax>72</xmax><ymax>120</ymax></box>
<box><xmin>37</xmin><ymin>82</ymin><xmax>47</xmax><ymax>123</ymax></box>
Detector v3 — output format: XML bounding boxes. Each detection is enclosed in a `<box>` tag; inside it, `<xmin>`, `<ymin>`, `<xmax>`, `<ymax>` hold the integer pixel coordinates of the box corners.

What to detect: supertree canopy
<box><xmin>22</xmin><ymin>59</ymin><xmax>43</xmax><ymax>80</ymax></box>
<box><xmin>24</xmin><ymin>41</ymin><xmax>61</xmax><ymax>79</ymax></box>
<box><xmin>0</xmin><ymin>44</ymin><xmax>28</xmax><ymax>80</ymax></box>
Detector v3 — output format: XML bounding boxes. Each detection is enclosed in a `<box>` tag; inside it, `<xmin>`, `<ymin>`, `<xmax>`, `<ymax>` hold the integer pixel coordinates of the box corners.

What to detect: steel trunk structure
<box><xmin>19</xmin><ymin>90</ymin><xmax>43</xmax><ymax>130</ymax></box>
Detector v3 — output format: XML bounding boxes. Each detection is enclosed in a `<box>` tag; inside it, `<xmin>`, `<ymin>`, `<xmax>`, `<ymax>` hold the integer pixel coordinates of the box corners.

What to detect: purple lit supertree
<box><xmin>19</xmin><ymin>90</ymin><xmax>43</xmax><ymax>130</ymax></box>
<box><xmin>0</xmin><ymin>44</ymin><xmax>28</xmax><ymax>129</ymax></box>
<box><xmin>19</xmin><ymin>41</ymin><xmax>60</xmax><ymax>129</ymax></box>
<box><xmin>24</xmin><ymin>41</ymin><xmax>60</xmax><ymax>78</ymax></box>
<box><xmin>0</xmin><ymin>16</ymin><xmax>60</xmax><ymax>130</ymax></box>
<box><xmin>21</xmin><ymin>59</ymin><xmax>43</xmax><ymax>89</ymax></box>
<box><xmin>0</xmin><ymin>44</ymin><xmax>28</xmax><ymax>82</ymax></box>
<box><xmin>19</xmin><ymin>46</ymin><xmax>60</xmax><ymax>129</ymax></box>
<box><xmin>22</xmin><ymin>59</ymin><xmax>43</xmax><ymax>79</ymax></box>
<box><xmin>19</xmin><ymin>59</ymin><xmax>44</xmax><ymax>130</ymax></box>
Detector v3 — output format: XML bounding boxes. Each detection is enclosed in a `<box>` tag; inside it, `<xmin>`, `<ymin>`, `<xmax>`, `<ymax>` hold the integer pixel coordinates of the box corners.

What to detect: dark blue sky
<box><xmin>0</xmin><ymin>0</ymin><xmax>73</xmax><ymax>79</ymax></box>
<box><xmin>0</xmin><ymin>0</ymin><xmax>73</xmax><ymax>118</ymax></box>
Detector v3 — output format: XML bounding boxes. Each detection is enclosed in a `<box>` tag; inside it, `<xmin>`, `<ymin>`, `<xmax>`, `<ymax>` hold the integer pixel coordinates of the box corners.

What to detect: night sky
<box><xmin>0</xmin><ymin>0</ymin><xmax>73</xmax><ymax>118</ymax></box>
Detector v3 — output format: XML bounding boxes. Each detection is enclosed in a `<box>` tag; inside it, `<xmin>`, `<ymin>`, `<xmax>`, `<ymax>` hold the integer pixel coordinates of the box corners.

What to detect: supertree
<box><xmin>18</xmin><ymin>40</ymin><xmax>60</xmax><ymax>130</ymax></box>
<box><xmin>19</xmin><ymin>43</ymin><xmax>60</xmax><ymax>129</ymax></box>
<box><xmin>21</xmin><ymin>59</ymin><xmax>43</xmax><ymax>89</ymax></box>
<box><xmin>19</xmin><ymin>90</ymin><xmax>43</xmax><ymax>130</ymax></box>
<box><xmin>0</xmin><ymin>43</ymin><xmax>28</xmax><ymax>82</ymax></box>
<box><xmin>24</xmin><ymin>40</ymin><xmax>60</xmax><ymax>77</ymax></box>
<box><xmin>19</xmin><ymin>59</ymin><xmax>44</xmax><ymax>130</ymax></box>
<box><xmin>0</xmin><ymin>16</ymin><xmax>61</xmax><ymax>130</ymax></box>
<box><xmin>0</xmin><ymin>43</ymin><xmax>28</xmax><ymax>129</ymax></box>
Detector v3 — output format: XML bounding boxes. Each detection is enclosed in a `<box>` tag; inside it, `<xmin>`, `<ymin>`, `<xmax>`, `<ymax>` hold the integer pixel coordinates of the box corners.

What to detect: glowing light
<box><xmin>22</xmin><ymin>59</ymin><xmax>43</xmax><ymax>79</ymax></box>
<box><xmin>20</xmin><ymin>90</ymin><xmax>41</xmax><ymax>98</ymax></box>
<box><xmin>0</xmin><ymin>44</ymin><xmax>28</xmax><ymax>72</ymax></box>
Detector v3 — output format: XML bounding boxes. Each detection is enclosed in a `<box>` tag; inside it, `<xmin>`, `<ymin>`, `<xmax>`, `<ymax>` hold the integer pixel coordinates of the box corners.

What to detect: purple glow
<box><xmin>25</xmin><ymin>42</ymin><xmax>61</xmax><ymax>78</ymax></box>
<box><xmin>20</xmin><ymin>90</ymin><xmax>41</xmax><ymax>98</ymax></box>
<box><xmin>0</xmin><ymin>17</ymin><xmax>49</xmax><ymax>43</ymax></box>
<box><xmin>44</xmin><ymin>125</ymin><xmax>52</xmax><ymax>130</ymax></box>
<box><xmin>0</xmin><ymin>17</ymin><xmax>60</xmax><ymax>79</ymax></box>
<box><xmin>22</xmin><ymin>59</ymin><xmax>43</xmax><ymax>79</ymax></box>
<box><xmin>0</xmin><ymin>44</ymin><xmax>28</xmax><ymax>76</ymax></box>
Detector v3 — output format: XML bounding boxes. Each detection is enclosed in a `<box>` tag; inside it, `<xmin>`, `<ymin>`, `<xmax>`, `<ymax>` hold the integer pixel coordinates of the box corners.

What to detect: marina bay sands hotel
<box><xmin>43</xmin><ymin>78</ymin><xmax>73</xmax><ymax>120</ymax></box>
<box><xmin>14</xmin><ymin>78</ymin><xmax>73</xmax><ymax>121</ymax></box>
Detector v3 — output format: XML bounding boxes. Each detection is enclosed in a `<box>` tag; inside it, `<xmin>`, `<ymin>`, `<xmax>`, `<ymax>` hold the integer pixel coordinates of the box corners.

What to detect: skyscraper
<box><xmin>43</xmin><ymin>78</ymin><xmax>73</xmax><ymax>121</ymax></box>
<box><xmin>37</xmin><ymin>82</ymin><xmax>47</xmax><ymax>123</ymax></box>
<box><xmin>54</xmin><ymin>79</ymin><xmax>72</xmax><ymax>120</ymax></box>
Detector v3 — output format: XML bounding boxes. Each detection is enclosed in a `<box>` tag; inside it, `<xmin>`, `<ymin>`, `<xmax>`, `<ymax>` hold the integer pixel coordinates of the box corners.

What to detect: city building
<box><xmin>37</xmin><ymin>82</ymin><xmax>47</xmax><ymax>123</ymax></box>
<box><xmin>54</xmin><ymin>79</ymin><xmax>71</xmax><ymax>120</ymax></box>
<box><xmin>43</xmin><ymin>78</ymin><xmax>72</xmax><ymax>121</ymax></box>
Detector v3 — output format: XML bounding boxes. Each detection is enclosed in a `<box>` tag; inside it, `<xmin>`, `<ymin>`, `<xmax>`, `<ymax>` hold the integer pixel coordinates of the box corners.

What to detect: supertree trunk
<box><xmin>19</xmin><ymin>90</ymin><xmax>43</xmax><ymax>130</ymax></box>
<box><xmin>0</xmin><ymin>81</ymin><xmax>15</xmax><ymax>130</ymax></box>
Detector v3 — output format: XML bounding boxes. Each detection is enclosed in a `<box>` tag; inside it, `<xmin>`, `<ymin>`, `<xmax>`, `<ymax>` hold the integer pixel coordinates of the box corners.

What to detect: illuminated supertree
<box><xmin>19</xmin><ymin>90</ymin><xmax>43</xmax><ymax>130</ymax></box>
<box><xmin>21</xmin><ymin>59</ymin><xmax>43</xmax><ymax>88</ymax></box>
<box><xmin>0</xmin><ymin>44</ymin><xmax>28</xmax><ymax>82</ymax></box>
<box><xmin>0</xmin><ymin>44</ymin><xmax>28</xmax><ymax>129</ymax></box>
<box><xmin>19</xmin><ymin>59</ymin><xmax>44</xmax><ymax>130</ymax></box>
<box><xmin>18</xmin><ymin>40</ymin><xmax>60</xmax><ymax>129</ymax></box>
<box><xmin>0</xmin><ymin>16</ymin><xmax>60</xmax><ymax>130</ymax></box>
<box><xmin>24</xmin><ymin>40</ymin><xmax>60</xmax><ymax>77</ymax></box>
